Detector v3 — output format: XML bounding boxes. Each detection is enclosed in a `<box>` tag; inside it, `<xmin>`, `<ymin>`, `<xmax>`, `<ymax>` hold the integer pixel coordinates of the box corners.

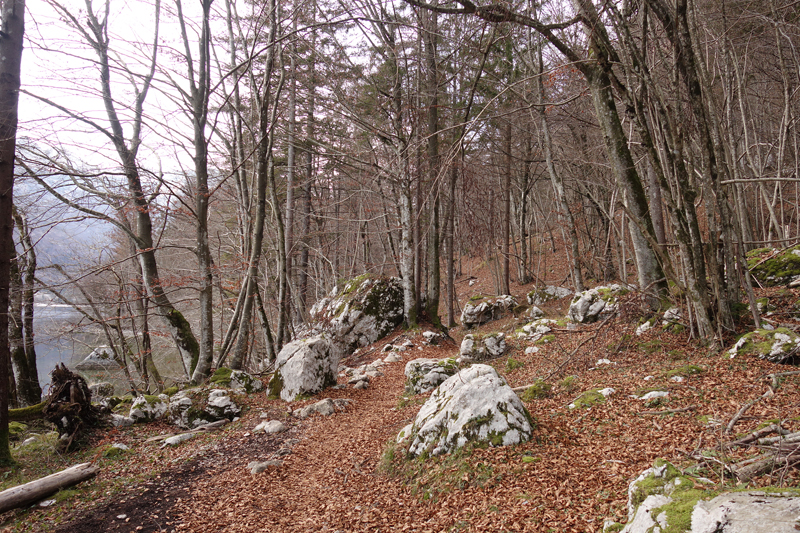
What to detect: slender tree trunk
<box><xmin>0</xmin><ymin>0</ymin><xmax>25</xmax><ymax>465</ymax></box>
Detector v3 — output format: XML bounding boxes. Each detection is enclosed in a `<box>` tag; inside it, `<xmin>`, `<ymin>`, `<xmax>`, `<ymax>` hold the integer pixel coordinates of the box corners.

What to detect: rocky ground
<box><xmin>3</xmin><ymin>265</ymin><xmax>800</xmax><ymax>532</ymax></box>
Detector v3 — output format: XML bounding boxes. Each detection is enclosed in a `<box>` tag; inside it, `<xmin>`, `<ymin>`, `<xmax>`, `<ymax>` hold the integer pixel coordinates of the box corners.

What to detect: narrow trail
<box><xmin>174</xmin><ymin>350</ymin><xmax>432</xmax><ymax>533</ymax></box>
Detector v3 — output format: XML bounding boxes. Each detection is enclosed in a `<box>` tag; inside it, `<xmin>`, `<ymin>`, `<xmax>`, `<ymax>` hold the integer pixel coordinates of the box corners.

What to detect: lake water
<box><xmin>32</xmin><ymin>303</ymin><xmax>101</xmax><ymax>388</ymax></box>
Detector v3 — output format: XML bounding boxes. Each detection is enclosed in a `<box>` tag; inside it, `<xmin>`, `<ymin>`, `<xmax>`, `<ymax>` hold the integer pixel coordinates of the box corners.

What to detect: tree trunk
<box><xmin>0</xmin><ymin>0</ymin><xmax>25</xmax><ymax>466</ymax></box>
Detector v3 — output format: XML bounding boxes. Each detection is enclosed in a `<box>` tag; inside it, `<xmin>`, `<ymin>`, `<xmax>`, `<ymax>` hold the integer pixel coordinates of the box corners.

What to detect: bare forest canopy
<box><xmin>10</xmin><ymin>0</ymin><xmax>800</xmax><ymax>394</ymax></box>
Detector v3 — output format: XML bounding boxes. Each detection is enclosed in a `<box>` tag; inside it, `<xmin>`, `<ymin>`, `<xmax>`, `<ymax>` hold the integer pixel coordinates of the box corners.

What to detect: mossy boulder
<box><xmin>460</xmin><ymin>295</ymin><xmax>517</xmax><ymax>328</ymax></box>
<box><xmin>620</xmin><ymin>459</ymin><xmax>800</xmax><ymax>532</ymax></box>
<box><xmin>167</xmin><ymin>388</ymin><xmax>240</xmax><ymax>429</ymax></box>
<box><xmin>727</xmin><ymin>327</ymin><xmax>800</xmax><ymax>364</ymax></box>
<box><xmin>129</xmin><ymin>394</ymin><xmax>169</xmax><ymax>423</ymax></box>
<box><xmin>9</xmin><ymin>422</ymin><xmax>27</xmax><ymax>441</ymax></box>
<box><xmin>459</xmin><ymin>333</ymin><xmax>507</xmax><ymax>363</ymax></box>
<box><xmin>305</xmin><ymin>275</ymin><xmax>404</xmax><ymax>356</ymax></box>
<box><xmin>210</xmin><ymin>368</ymin><xmax>264</xmax><ymax>394</ymax></box>
<box><xmin>749</xmin><ymin>245</ymin><xmax>800</xmax><ymax>287</ymax></box>
<box><xmin>527</xmin><ymin>285</ymin><xmax>573</xmax><ymax>306</ymax></box>
<box><xmin>404</xmin><ymin>358</ymin><xmax>460</xmax><ymax>395</ymax></box>
<box><xmin>400</xmin><ymin>364</ymin><xmax>534</xmax><ymax>457</ymax></box>
<box><xmin>568</xmin><ymin>285</ymin><xmax>627</xmax><ymax>324</ymax></box>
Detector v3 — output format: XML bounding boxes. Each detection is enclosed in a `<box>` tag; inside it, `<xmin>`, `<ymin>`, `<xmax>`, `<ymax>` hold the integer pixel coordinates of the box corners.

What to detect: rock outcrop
<box><xmin>568</xmin><ymin>285</ymin><xmax>628</xmax><ymax>324</ymax></box>
<box><xmin>404</xmin><ymin>358</ymin><xmax>459</xmax><ymax>395</ymax></box>
<box><xmin>748</xmin><ymin>245</ymin><xmax>800</xmax><ymax>287</ymax></box>
<box><xmin>305</xmin><ymin>275</ymin><xmax>404</xmax><ymax>355</ymax></box>
<box><xmin>167</xmin><ymin>388</ymin><xmax>241</xmax><ymax>429</ymax></box>
<box><xmin>727</xmin><ymin>327</ymin><xmax>800</xmax><ymax>364</ymax></box>
<box><xmin>459</xmin><ymin>333</ymin><xmax>507</xmax><ymax>363</ymax></box>
<box><xmin>460</xmin><ymin>295</ymin><xmax>517</xmax><ymax>328</ymax></box>
<box><xmin>210</xmin><ymin>368</ymin><xmax>264</xmax><ymax>393</ymax></box>
<box><xmin>268</xmin><ymin>336</ymin><xmax>341</xmax><ymax>402</ymax></box>
<box><xmin>399</xmin><ymin>365</ymin><xmax>534</xmax><ymax>457</ymax></box>
<box><xmin>527</xmin><ymin>286</ymin><xmax>573</xmax><ymax>306</ymax></box>
<box><xmin>615</xmin><ymin>460</ymin><xmax>800</xmax><ymax>533</ymax></box>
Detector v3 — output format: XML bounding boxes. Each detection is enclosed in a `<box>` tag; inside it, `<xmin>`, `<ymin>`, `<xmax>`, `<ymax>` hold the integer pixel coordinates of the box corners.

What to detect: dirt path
<box><xmin>172</xmin><ymin>352</ymin><xmax>427</xmax><ymax>532</ymax></box>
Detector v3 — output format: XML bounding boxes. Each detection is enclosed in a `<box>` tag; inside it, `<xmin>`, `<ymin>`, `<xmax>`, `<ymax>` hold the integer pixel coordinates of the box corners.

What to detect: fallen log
<box><xmin>8</xmin><ymin>401</ymin><xmax>46</xmax><ymax>422</ymax></box>
<box><xmin>0</xmin><ymin>462</ymin><xmax>99</xmax><ymax>514</ymax></box>
<box><xmin>144</xmin><ymin>419</ymin><xmax>230</xmax><ymax>443</ymax></box>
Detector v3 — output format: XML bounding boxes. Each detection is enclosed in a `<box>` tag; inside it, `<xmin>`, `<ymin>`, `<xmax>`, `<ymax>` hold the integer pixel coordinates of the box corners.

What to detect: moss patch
<box><xmin>210</xmin><ymin>367</ymin><xmax>233</xmax><ymax>386</ymax></box>
<box><xmin>750</xmin><ymin>245</ymin><xmax>800</xmax><ymax>286</ymax></box>
<box><xmin>520</xmin><ymin>380</ymin><xmax>551</xmax><ymax>401</ymax></box>
<box><xmin>664</xmin><ymin>365</ymin><xmax>704</xmax><ymax>379</ymax></box>
<box><xmin>569</xmin><ymin>389</ymin><xmax>608</xmax><ymax>409</ymax></box>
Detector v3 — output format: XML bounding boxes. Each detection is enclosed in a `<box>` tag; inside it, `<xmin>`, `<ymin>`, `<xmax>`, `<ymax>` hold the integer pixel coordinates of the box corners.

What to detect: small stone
<box><xmin>524</xmin><ymin>346</ymin><xmax>540</xmax><ymax>354</ymax></box>
<box><xmin>670</xmin><ymin>376</ymin><xmax>685</xmax><ymax>383</ymax></box>
<box><xmin>354</xmin><ymin>381</ymin><xmax>368</xmax><ymax>390</ymax></box>
<box><xmin>382</xmin><ymin>344</ymin><xmax>394</xmax><ymax>352</ymax></box>
<box><xmin>39</xmin><ymin>500</ymin><xmax>56</xmax><ymax>508</ymax></box>
<box><xmin>384</xmin><ymin>353</ymin><xmax>402</xmax><ymax>363</ymax></box>
<box><xmin>595</xmin><ymin>358</ymin><xmax>612</xmax><ymax>366</ymax></box>
<box><xmin>348</xmin><ymin>375</ymin><xmax>369</xmax><ymax>384</ymax></box>
<box><xmin>162</xmin><ymin>433</ymin><xmax>195</xmax><ymax>447</ymax></box>
<box><xmin>248</xmin><ymin>460</ymin><xmax>283</xmax><ymax>474</ymax></box>
<box><xmin>117</xmin><ymin>514</ymin><xmax>127</xmax><ymax>519</ymax></box>
<box><xmin>640</xmin><ymin>391</ymin><xmax>669</xmax><ymax>400</ymax></box>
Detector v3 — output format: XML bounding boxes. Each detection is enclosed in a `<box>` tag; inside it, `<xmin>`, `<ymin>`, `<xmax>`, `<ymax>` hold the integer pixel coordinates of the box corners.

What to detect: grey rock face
<box><xmin>568</xmin><ymin>285</ymin><xmax>628</xmax><ymax>324</ymax></box>
<box><xmin>404</xmin><ymin>358</ymin><xmax>459</xmax><ymax>395</ymax></box>
<box><xmin>270</xmin><ymin>336</ymin><xmax>341</xmax><ymax>402</ymax></box>
<box><xmin>527</xmin><ymin>286</ymin><xmax>573</xmax><ymax>306</ymax></box>
<box><xmin>459</xmin><ymin>333</ymin><xmax>507</xmax><ymax>363</ymax></box>
<box><xmin>293</xmin><ymin>398</ymin><xmax>353</xmax><ymax>419</ymax></box>
<box><xmin>460</xmin><ymin>295</ymin><xmax>517</xmax><ymax>328</ymax></box>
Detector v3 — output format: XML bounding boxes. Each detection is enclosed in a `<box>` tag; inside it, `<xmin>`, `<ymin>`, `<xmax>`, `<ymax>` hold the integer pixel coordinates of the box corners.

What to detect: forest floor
<box><xmin>3</xmin><ymin>257</ymin><xmax>800</xmax><ymax>532</ymax></box>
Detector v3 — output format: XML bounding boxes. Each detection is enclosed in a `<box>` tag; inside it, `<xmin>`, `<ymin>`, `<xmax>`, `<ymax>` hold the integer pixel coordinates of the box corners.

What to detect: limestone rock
<box><xmin>206</xmin><ymin>389</ymin><xmax>241</xmax><ymax>420</ymax></box>
<box><xmin>618</xmin><ymin>460</ymin><xmax>800</xmax><ymax>533</ymax></box>
<box><xmin>568</xmin><ymin>285</ymin><xmax>628</xmax><ymax>324</ymax></box>
<box><xmin>89</xmin><ymin>382</ymin><xmax>114</xmax><ymax>399</ymax></box>
<box><xmin>254</xmin><ymin>420</ymin><xmax>287</xmax><ymax>434</ymax></box>
<box><xmin>568</xmin><ymin>388</ymin><xmax>614</xmax><ymax>409</ymax></box>
<box><xmin>727</xmin><ymin>328</ymin><xmax>800</xmax><ymax>364</ymax></box>
<box><xmin>110</xmin><ymin>414</ymin><xmax>134</xmax><ymax>427</ymax></box>
<box><xmin>528</xmin><ymin>306</ymin><xmax>544</xmax><ymax>319</ymax></box>
<box><xmin>304</xmin><ymin>275</ymin><xmax>404</xmax><ymax>355</ymax></box>
<box><xmin>402</xmin><ymin>365</ymin><xmax>534</xmax><ymax>457</ymax></box>
<box><xmin>248</xmin><ymin>460</ymin><xmax>283</xmax><ymax>474</ymax></box>
<box><xmin>527</xmin><ymin>285</ymin><xmax>573</xmax><ymax>306</ymax></box>
<box><xmin>691</xmin><ymin>492</ymin><xmax>800</xmax><ymax>532</ymax></box>
<box><xmin>269</xmin><ymin>336</ymin><xmax>341</xmax><ymax>402</ymax></box>
<box><xmin>293</xmin><ymin>398</ymin><xmax>353</xmax><ymax>419</ymax></box>
<box><xmin>167</xmin><ymin>389</ymin><xmax>240</xmax><ymax>429</ymax></box>
<box><xmin>749</xmin><ymin>245</ymin><xmax>800</xmax><ymax>287</ymax></box>
<box><xmin>459</xmin><ymin>333</ymin><xmax>507</xmax><ymax>363</ymax></box>
<box><xmin>74</xmin><ymin>346</ymin><xmax>118</xmax><ymax>371</ymax></box>
<box><xmin>162</xmin><ymin>433</ymin><xmax>194</xmax><ymax>447</ymax></box>
<box><xmin>210</xmin><ymin>368</ymin><xmax>264</xmax><ymax>393</ymax></box>
<box><xmin>460</xmin><ymin>295</ymin><xmax>517</xmax><ymax>328</ymax></box>
<box><xmin>129</xmin><ymin>394</ymin><xmax>169</xmax><ymax>423</ymax></box>
<box><xmin>404</xmin><ymin>358</ymin><xmax>459</xmax><ymax>395</ymax></box>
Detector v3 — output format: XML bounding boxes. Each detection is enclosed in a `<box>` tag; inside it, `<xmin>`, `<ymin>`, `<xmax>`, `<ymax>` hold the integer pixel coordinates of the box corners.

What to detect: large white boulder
<box><xmin>402</xmin><ymin>365</ymin><xmax>533</xmax><ymax>457</ymax></box>
<box><xmin>404</xmin><ymin>358</ymin><xmax>459</xmax><ymax>395</ymax></box>
<box><xmin>460</xmin><ymin>295</ymin><xmax>517</xmax><ymax>328</ymax></box>
<box><xmin>269</xmin><ymin>336</ymin><xmax>341</xmax><ymax>402</ymax></box>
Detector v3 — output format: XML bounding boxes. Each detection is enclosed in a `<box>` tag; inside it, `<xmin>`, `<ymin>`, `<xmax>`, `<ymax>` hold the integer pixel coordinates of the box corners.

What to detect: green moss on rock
<box><xmin>750</xmin><ymin>245</ymin><xmax>800</xmax><ymax>286</ymax></box>
<box><xmin>210</xmin><ymin>367</ymin><xmax>233</xmax><ymax>386</ymax></box>
<box><xmin>520</xmin><ymin>380</ymin><xmax>551</xmax><ymax>401</ymax></box>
